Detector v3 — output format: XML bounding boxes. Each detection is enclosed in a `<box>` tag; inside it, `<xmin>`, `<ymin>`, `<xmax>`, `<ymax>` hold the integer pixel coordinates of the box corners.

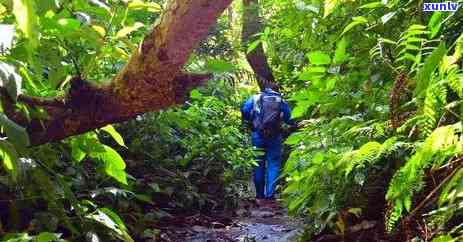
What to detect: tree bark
<box><xmin>242</xmin><ymin>0</ymin><xmax>276</xmax><ymax>90</ymax></box>
<box><xmin>5</xmin><ymin>0</ymin><xmax>232</xmax><ymax>145</ymax></box>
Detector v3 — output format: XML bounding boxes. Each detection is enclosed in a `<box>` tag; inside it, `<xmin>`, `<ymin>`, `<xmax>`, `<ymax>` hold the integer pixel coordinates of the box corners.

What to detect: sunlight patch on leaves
<box><xmin>128</xmin><ymin>0</ymin><xmax>162</xmax><ymax>12</ymax></box>
<box><xmin>324</xmin><ymin>0</ymin><xmax>343</xmax><ymax>18</ymax></box>
<box><xmin>86</xmin><ymin>208</ymin><xmax>134</xmax><ymax>242</ymax></box>
<box><xmin>12</xmin><ymin>0</ymin><xmax>38</xmax><ymax>48</ymax></box>
<box><xmin>101</xmin><ymin>125</ymin><xmax>126</xmax><ymax>147</ymax></box>
<box><xmin>306</xmin><ymin>51</ymin><xmax>331</xmax><ymax>65</ymax></box>
<box><xmin>116</xmin><ymin>22</ymin><xmax>144</xmax><ymax>39</ymax></box>
<box><xmin>0</xmin><ymin>140</ymin><xmax>19</xmax><ymax>180</ymax></box>
<box><xmin>94</xmin><ymin>145</ymin><xmax>128</xmax><ymax>185</ymax></box>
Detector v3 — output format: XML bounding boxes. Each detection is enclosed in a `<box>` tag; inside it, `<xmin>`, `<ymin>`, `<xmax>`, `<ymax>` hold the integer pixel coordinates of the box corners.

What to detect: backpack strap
<box><xmin>252</xmin><ymin>94</ymin><xmax>262</xmax><ymax>115</ymax></box>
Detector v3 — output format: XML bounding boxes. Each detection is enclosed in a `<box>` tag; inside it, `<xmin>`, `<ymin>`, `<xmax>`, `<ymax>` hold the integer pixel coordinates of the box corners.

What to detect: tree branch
<box><xmin>5</xmin><ymin>0</ymin><xmax>232</xmax><ymax>145</ymax></box>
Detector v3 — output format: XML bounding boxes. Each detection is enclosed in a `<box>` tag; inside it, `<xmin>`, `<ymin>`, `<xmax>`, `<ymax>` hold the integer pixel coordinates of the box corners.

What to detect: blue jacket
<box><xmin>241</xmin><ymin>88</ymin><xmax>293</xmax><ymax>146</ymax></box>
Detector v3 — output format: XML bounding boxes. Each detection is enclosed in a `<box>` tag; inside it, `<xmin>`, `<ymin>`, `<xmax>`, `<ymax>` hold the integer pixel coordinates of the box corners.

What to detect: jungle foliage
<box><xmin>0</xmin><ymin>0</ymin><xmax>256</xmax><ymax>241</ymax></box>
<box><xmin>261</xmin><ymin>0</ymin><xmax>463</xmax><ymax>241</ymax></box>
<box><xmin>0</xmin><ymin>0</ymin><xmax>463</xmax><ymax>241</ymax></box>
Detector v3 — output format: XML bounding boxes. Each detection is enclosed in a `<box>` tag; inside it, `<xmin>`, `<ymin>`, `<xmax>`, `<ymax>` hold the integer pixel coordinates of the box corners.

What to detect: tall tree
<box><xmin>242</xmin><ymin>0</ymin><xmax>276</xmax><ymax>90</ymax></box>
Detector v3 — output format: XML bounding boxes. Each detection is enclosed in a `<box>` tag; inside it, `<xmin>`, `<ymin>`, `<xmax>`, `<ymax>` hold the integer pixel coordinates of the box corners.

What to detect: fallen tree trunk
<box><xmin>4</xmin><ymin>0</ymin><xmax>232</xmax><ymax>145</ymax></box>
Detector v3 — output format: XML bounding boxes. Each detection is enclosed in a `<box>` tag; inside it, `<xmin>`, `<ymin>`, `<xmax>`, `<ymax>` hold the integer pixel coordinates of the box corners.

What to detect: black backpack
<box><xmin>252</xmin><ymin>91</ymin><xmax>283</xmax><ymax>138</ymax></box>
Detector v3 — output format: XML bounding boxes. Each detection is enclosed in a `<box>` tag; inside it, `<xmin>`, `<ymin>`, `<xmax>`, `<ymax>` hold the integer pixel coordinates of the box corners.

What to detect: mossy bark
<box><xmin>18</xmin><ymin>0</ymin><xmax>232</xmax><ymax>145</ymax></box>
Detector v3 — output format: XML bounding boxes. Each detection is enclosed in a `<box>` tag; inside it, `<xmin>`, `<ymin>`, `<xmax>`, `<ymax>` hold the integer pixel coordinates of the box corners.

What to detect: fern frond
<box><xmin>344</xmin><ymin>120</ymin><xmax>389</xmax><ymax>140</ymax></box>
<box><xmin>343</xmin><ymin>141</ymin><xmax>382</xmax><ymax>175</ymax></box>
<box><xmin>343</xmin><ymin>137</ymin><xmax>410</xmax><ymax>176</ymax></box>
<box><xmin>386</xmin><ymin>123</ymin><xmax>463</xmax><ymax>230</ymax></box>
<box><xmin>418</xmin><ymin>82</ymin><xmax>447</xmax><ymax>137</ymax></box>
<box><xmin>397</xmin><ymin>115</ymin><xmax>420</xmax><ymax>135</ymax></box>
<box><xmin>394</xmin><ymin>24</ymin><xmax>429</xmax><ymax>71</ymax></box>
<box><xmin>447</xmin><ymin>73</ymin><xmax>463</xmax><ymax>98</ymax></box>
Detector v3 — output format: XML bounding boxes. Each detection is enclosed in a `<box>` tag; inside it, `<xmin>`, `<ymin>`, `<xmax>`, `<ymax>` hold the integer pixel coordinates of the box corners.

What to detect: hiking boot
<box><xmin>254</xmin><ymin>198</ymin><xmax>268</xmax><ymax>207</ymax></box>
<box><xmin>256</xmin><ymin>199</ymin><xmax>281</xmax><ymax>209</ymax></box>
<box><xmin>266</xmin><ymin>200</ymin><xmax>282</xmax><ymax>209</ymax></box>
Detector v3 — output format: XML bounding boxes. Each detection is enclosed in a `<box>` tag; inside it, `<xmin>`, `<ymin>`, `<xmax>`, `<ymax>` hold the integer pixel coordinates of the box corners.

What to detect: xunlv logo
<box><xmin>423</xmin><ymin>1</ymin><xmax>460</xmax><ymax>11</ymax></box>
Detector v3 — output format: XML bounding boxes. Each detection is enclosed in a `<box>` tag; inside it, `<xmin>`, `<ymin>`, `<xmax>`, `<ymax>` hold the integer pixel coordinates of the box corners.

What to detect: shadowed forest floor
<box><xmin>156</xmin><ymin>199</ymin><xmax>303</xmax><ymax>242</ymax></box>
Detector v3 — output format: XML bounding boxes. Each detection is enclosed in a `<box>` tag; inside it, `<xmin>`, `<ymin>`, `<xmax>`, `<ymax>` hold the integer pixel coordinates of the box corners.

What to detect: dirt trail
<box><xmin>180</xmin><ymin>201</ymin><xmax>303</xmax><ymax>242</ymax></box>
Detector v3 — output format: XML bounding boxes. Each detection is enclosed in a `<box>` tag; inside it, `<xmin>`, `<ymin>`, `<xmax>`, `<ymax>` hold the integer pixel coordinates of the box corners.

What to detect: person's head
<box><xmin>262</xmin><ymin>80</ymin><xmax>279</xmax><ymax>92</ymax></box>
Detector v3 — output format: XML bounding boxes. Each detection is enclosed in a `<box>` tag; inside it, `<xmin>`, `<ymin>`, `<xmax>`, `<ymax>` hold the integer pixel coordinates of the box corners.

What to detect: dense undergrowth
<box><xmin>0</xmin><ymin>0</ymin><xmax>258</xmax><ymax>240</ymax></box>
<box><xmin>0</xmin><ymin>0</ymin><xmax>463</xmax><ymax>242</ymax></box>
<box><xmin>0</xmin><ymin>80</ymin><xmax>257</xmax><ymax>241</ymax></box>
<box><xmin>265</xmin><ymin>0</ymin><xmax>463</xmax><ymax>241</ymax></box>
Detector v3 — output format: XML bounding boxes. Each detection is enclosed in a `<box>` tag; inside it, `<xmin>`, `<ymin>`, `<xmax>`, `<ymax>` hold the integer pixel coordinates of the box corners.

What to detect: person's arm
<box><xmin>281</xmin><ymin>101</ymin><xmax>295</xmax><ymax>126</ymax></box>
<box><xmin>282</xmin><ymin>101</ymin><xmax>300</xmax><ymax>136</ymax></box>
<box><xmin>241</xmin><ymin>96</ymin><xmax>254</xmax><ymax>122</ymax></box>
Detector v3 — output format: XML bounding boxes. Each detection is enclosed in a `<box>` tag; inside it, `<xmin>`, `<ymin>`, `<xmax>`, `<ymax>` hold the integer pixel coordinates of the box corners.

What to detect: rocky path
<box><xmin>179</xmin><ymin>201</ymin><xmax>303</xmax><ymax>242</ymax></box>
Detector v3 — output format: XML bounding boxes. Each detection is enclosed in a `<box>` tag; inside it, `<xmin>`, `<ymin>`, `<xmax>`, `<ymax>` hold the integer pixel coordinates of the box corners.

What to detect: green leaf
<box><xmin>324</xmin><ymin>0</ymin><xmax>342</xmax><ymax>18</ymax></box>
<box><xmin>292</xmin><ymin>100</ymin><xmax>314</xmax><ymax>118</ymax></box>
<box><xmin>428</xmin><ymin>12</ymin><xmax>443</xmax><ymax>39</ymax></box>
<box><xmin>0</xmin><ymin>140</ymin><xmax>19</xmax><ymax>180</ymax></box>
<box><xmin>112</xmin><ymin>47</ymin><xmax>129</xmax><ymax>60</ymax></box>
<box><xmin>299</xmin><ymin>67</ymin><xmax>327</xmax><ymax>83</ymax></box>
<box><xmin>99</xmin><ymin>208</ymin><xmax>128</xmax><ymax>231</ymax></box>
<box><xmin>298</xmin><ymin>71</ymin><xmax>311</xmax><ymax>81</ymax></box>
<box><xmin>87</xmin><ymin>208</ymin><xmax>134</xmax><ymax>242</ymax></box>
<box><xmin>415</xmin><ymin>43</ymin><xmax>447</xmax><ymax>96</ymax></box>
<box><xmin>101</xmin><ymin>125</ymin><xmax>126</xmax><ymax>147</ymax></box>
<box><xmin>325</xmin><ymin>77</ymin><xmax>337</xmax><ymax>91</ymax></box>
<box><xmin>380</xmin><ymin>38</ymin><xmax>397</xmax><ymax>45</ymax></box>
<box><xmin>404</xmin><ymin>196</ymin><xmax>412</xmax><ymax>212</ymax></box>
<box><xmin>341</xmin><ymin>16</ymin><xmax>368</xmax><ymax>36</ymax></box>
<box><xmin>313</xmin><ymin>152</ymin><xmax>325</xmax><ymax>163</ymax></box>
<box><xmin>308</xmin><ymin>66</ymin><xmax>327</xmax><ymax>73</ymax></box>
<box><xmin>35</xmin><ymin>232</ymin><xmax>60</xmax><ymax>242</ymax></box>
<box><xmin>92</xmin><ymin>145</ymin><xmax>128</xmax><ymax>184</ymax></box>
<box><xmin>452</xmin><ymin>33</ymin><xmax>463</xmax><ymax>60</ymax></box>
<box><xmin>71</xmin><ymin>146</ymin><xmax>87</xmax><ymax>162</ymax></box>
<box><xmin>91</xmin><ymin>25</ymin><xmax>106</xmax><ymax>37</ymax></box>
<box><xmin>334</xmin><ymin>37</ymin><xmax>349</xmax><ymax>64</ymax></box>
<box><xmin>247</xmin><ymin>39</ymin><xmax>262</xmax><ymax>54</ymax></box>
<box><xmin>116</xmin><ymin>22</ymin><xmax>144</xmax><ymax>39</ymax></box>
<box><xmin>0</xmin><ymin>113</ymin><xmax>30</xmax><ymax>148</ymax></box>
<box><xmin>12</xmin><ymin>0</ymin><xmax>38</xmax><ymax>48</ymax></box>
<box><xmin>57</xmin><ymin>18</ymin><xmax>81</xmax><ymax>32</ymax></box>
<box><xmin>2</xmin><ymin>233</ymin><xmax>32</xmax><ymax>241</ymax></box>
<box><xmin>359</xmin><ymin>2</ymin><xmax>384</xmax><ymax>9</ymax></box>
<box><xmin>128</xmin><ymin>0</ymin><xmax>162</xmax><ymax>12</ymax></box>
<box><xmin>190</xmin><ymin>89</ymin><xmax>203</xmax><ymax>99</ymax></box>
<box><xmin>431</xmin><ymin>235</ymin><xmax>455</xmax><ymax>242</ymax></box>
<box><xmin>380</xmin><ymin>12</ymin><xmax>396</xmax><ymax>24</ymax></box>
<box><xmin>285</xmin><ymin>132</ymin><xmax>304</xmax><ymax>145</ymax></box>
<box><xmin>306</xmin><ymin>51</ymin><xmax>331</xmax><ymax>65</ymax></box>
<box><xmin>205</xmin><ymin>59</ymin><xmax>236</xmax><ymax>73</ymax></box>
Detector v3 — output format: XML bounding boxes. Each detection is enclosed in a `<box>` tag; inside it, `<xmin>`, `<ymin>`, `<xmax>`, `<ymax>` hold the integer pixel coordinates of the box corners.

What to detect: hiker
<box><xmin>241</xmin><ymin>81</ymin><xmax>294</xmax><ymax>202</ymax></box>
